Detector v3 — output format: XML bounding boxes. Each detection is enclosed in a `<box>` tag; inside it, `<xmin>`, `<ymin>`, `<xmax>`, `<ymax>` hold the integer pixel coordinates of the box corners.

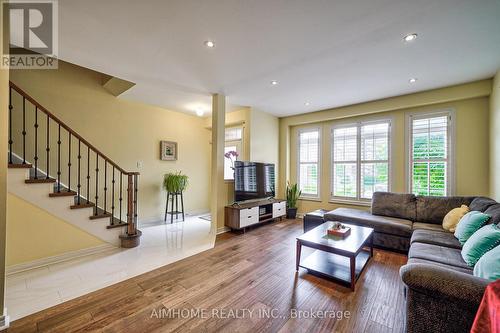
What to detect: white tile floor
<box><xmin>5</xmin><ymin>216</ymin><xmax>215</xmax><ymax>321</ymax></box>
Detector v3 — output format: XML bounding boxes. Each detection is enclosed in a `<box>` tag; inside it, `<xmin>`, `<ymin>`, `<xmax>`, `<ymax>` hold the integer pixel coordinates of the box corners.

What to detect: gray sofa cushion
<box><xmin>410</xmin><ymin>229</ymin><xmax>462</xmax><ymax>249</ymax></box>
<box><xmin>416</xmin><ymin>196</ymin><xmax>475</xmax><ymax>225</ymax></box>
<box><xmin>324</xmin><ymin>207</ymin><xmax>412</xmax><ymax>237</ymax></box>
<box><xmin>412</xmin><ymin>222</ymin><xmax>446</xmax><ymax>233</ymax></box>
<box><xmin>484</xmin><ymin>203</ymin><xmax>500</xmax><ymax>225</ymax></box>
<box><xmin>469</xmin><ymin>197</ymin><xmax>497</xmax><ymax>212</ymax></box>
<box><xmin>407</xmin><ymin>258</ymin><xmax>472</xmax><ymax>274</ymax></box>
<box><xmin>371</xmin><ymin>192</ymin><xmax>416</xmax><ymax>221</ymax></box>
<box><xmin>409</xmin><ymin>242</ymin><xmax>470</xmax><ymax>270</ymax></box>
<box><xmin>373</xmin><ymin>232</ymin><xmax>410</xmax><ymax>252</ymax></box>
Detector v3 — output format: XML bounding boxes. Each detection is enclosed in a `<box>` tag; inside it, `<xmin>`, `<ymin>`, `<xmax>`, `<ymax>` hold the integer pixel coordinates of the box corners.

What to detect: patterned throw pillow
<box><xmin>443</xmin><ymin>205</ymin><xmax>469</xmax><ymax>232</ymax></box>
<box><xmin>474</xmin><ymin>244</ymin><xmax>500</xmax><ymax>281</ymax></box>
<box><xmin>462</xmin><ymin>224</ymin><xmax>500</xmax><ymax>266</ymax></box>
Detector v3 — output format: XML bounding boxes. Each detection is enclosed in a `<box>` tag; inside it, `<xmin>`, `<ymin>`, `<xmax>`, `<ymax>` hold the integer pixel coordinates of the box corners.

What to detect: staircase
<box><xmin>7</xmin><ymin>81</ymin><xmax>141</xmax><ymax>247</ymax></box>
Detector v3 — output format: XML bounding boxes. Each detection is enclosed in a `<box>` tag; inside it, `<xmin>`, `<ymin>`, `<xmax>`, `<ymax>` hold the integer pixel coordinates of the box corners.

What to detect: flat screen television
<box><xmin>234</xmin><ymin>161</ymin><xmax>275</xmax><ymax>202</ymax></box>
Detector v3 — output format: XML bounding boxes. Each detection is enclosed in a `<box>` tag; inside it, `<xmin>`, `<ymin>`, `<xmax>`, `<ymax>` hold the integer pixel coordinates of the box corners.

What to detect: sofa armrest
<box><xmin>400</xmin><ymin>263</ymin><xmax>489</xmax><ymax>333</ymax></box>
<box><xmin>400</xmin><ymin>263</ymin><xmax>488</xmax><ymax>306</ymax></box>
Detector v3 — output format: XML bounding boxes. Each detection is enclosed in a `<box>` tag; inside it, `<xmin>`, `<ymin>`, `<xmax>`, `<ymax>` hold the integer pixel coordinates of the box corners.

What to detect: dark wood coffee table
<box><xmin>296</xmin><ymin>221</ymin><xmax>374</xmax><ymax>291</ymax></box>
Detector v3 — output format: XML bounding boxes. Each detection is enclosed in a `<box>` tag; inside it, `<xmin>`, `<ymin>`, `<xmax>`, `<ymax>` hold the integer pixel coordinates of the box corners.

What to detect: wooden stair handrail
<box><xmin>9</xmin><ymin>81</ymin><xmax>139</xmax><ymax>176</ymax></box>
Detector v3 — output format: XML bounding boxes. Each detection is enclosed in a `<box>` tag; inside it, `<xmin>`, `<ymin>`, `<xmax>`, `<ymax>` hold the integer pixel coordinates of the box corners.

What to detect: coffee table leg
<box><xmin>370</xmin><ymin>234</ymin><xmax>374</xmax><ymax>258</ymax></box>
<box><xmin>296</xmin><ymin>240</ymin><xmax>301</xmax><ymax>271</ymax></box>
<box><xmin>350</xmin><ymin>256</ymin><xmax>356</xmax><ymax>291</ymax></box>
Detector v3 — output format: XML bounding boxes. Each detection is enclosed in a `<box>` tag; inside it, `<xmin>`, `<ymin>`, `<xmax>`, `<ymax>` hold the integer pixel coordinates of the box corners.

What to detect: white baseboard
<box><xmin>6</xmin><ymin>244</ymin><xmax>117</xmax><ymax>276</ymax></box>
<box><xmin>0</xmin><ymin>308</ymin><xmax>9</xmax><ymax>330</ymax></box>
<box><xmin>138</xmin><ymin>209</ymin><xmax>210</xmax><ymax>225</ymax></box>
<box><xmin>217</xmin><ymin>226</ymin><xmax>230</xmax><ymax>234</ymax></box>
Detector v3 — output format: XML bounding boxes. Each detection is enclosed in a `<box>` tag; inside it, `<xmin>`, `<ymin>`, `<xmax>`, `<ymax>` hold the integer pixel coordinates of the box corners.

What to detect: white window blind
<box><xmin>298</xmin><ymin>128</ymin><xmax>320</xmax><ymax>197</ymax></box>
<box><xmin>225</xmin><ymin>128</ymin><xmax>243</xmax><ymax>141</ymax></box>
<box><xmin>360</xmin><ymin>123</ymin><xmax>389</xmax><ymax>199</ymax></box>
<box><xmin>332</xmin><ymin>121</ymin><xmax>390</xmax><ymax>200</ymax></box>
<box><xmin>410</xmin><ymin>114</ymin><xmax>450</xmax><ymax>196</ymax></box>
<box><xmin>332</xmin><ymin>127</ymin><xmax>357</xmax><ymax>198</ymax></box>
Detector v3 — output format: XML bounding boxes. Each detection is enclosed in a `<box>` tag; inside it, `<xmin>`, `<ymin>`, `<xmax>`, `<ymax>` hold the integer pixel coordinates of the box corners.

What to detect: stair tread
<box><xmin>8</xmin><ymin>163</ymin><xmax>32</xmax><ymax>169</ymax></box>
<box><xmin>25</xmin><ymin>178</ymin><xmax>56</xmax><ymax>184</ymax></box>
<box><xmin>107</xmin><ymin>222</ymin><xmax>128</xmax><ymax>229</ymax></box>
<box><xmin>70</xmin><ymin>203</ymin><xmax>95</xmax><ymax>209</ymax></box>
<box><xmin>89</xmin><ymin>213</ymin><xmax>112</xmax><ymax>220</ymax></box>
<box><xmin>108</xmin><ymin>217</ymin><xmax>128</xmax><ymax>229</ymax></box>
<box><xmin>49</xmin><ymin>191</ymin><xmax>77</xmax><ymax>197</ymax></box>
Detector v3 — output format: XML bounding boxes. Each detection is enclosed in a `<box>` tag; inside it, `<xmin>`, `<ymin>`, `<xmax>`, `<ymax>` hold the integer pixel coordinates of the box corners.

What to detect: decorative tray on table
<box><xmin>327</xmin><ymin>222</ymin><xmax>351</xmax><ymax>238</ymax></box>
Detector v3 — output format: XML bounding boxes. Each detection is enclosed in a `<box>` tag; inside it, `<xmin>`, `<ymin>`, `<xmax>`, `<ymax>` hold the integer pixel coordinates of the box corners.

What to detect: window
<box><xmin>331</xmin><ymin>121</ymin><xmax>390</xmax><ymax>201</ymax></box>
<box><xmin>224</xmin><ymin>127</ymin><xmax>243</xmax><ymax>180</ymax></box>
<box><xmin>409</xmin><ymin>112</ymin><xmax>452</xmax><ymax>196</ymax></box>
<box><xmin>298</xmin><ymin>128</ymin><xmax>320</xmax><ymax>197</ymax></box>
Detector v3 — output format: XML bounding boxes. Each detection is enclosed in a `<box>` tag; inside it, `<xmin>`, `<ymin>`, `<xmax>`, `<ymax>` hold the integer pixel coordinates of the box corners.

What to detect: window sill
<box><xmin>224</xmin><ymin>179</ymin><xmax>234</xmax><ymax>183</ymax></box>
<box><xmin>329</xmin><ymin>198</ymin><xmax>371</xmax><ymax>207</ymax></box>
<box><xmin>298</xmin><ymin>197</ymin><xmax>322</xmax><ymax>202</ymax></box>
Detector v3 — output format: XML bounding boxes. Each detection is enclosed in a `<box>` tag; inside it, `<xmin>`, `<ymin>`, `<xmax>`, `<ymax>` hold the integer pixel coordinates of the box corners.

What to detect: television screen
<box><xmin>234</xmin><ymin>161</ymin><xmax>275</xmax><ymax>202</ymax></box>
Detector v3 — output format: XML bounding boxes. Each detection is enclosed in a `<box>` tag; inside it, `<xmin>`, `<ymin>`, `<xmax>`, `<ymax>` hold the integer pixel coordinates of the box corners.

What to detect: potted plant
<box><xmin>163</xmin><ymin>171</ymin><xmax>189</xmax><ymax>193</ymax></box>
<box><xmin>286</xmin><ymin>181</ymin><xmax>301</xmax><ymax>219</ymax></box>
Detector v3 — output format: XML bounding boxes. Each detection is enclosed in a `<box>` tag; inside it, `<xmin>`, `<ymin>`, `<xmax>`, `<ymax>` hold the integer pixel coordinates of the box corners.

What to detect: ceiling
<box><xmin>58</xmin><ymin>0</ymin><xmax>500</xmax><ymax>117</ymax></box>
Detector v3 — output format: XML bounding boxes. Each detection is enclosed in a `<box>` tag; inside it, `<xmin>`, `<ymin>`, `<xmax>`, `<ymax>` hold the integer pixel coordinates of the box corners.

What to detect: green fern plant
<box><xmin>163</xmin><ymin>172</ymin><xmax>189</xmax><ymax>193</ymax></box>
<box><xmin>286</xmin><ymin>181</ymin><xmax>301</xmax><ymax>209</ymax></box>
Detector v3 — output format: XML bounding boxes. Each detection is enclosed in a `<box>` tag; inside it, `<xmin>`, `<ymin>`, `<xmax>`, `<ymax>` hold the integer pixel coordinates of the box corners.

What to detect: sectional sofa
<box><xmin>312</xmin><ymin>192</ymin><xmax>497</xmax><ymax>333</ymax></box>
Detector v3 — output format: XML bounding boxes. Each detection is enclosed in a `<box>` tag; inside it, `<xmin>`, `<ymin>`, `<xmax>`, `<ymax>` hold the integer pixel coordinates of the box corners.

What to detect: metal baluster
<box><xmin>57</xmin><ymin>124</ymin><xmax>61</xmax><ymax>192</ymax></box>
<box><xmin>77</xmin><ymin>140</ymin><xmax>81</xmax><ymax>205</ymax></box>
<box><xmin>45</xmin><ymin>114</ymin><xmax>50</xmax><ymax>179</ymax></box>
<box><xmin>119</xmin><ymin>172</ymin><xmax>123</xmax><ymax>222</ymax></box>
<box><xmin>34</xmin><ymin>106</ymin><xmax>39</xmax><ymax>178</ymax></box>
<box><xmin>22</xmin><ymin>97</ymin><xmax>26</xmax><ymax>164</ymax></box>
<box><xmin>67</xmin><ymin>132</ymin><xmax>72</xmax><ymax>192</ymax></box>
<box><xmin>8</xmin><ymin>87</ymin><xmax>13</xmax><ymax>164</ymax></box>
<box><xmin>103</xmin><ymin>161</ymin><xmax>107</xmax><ymax>213</ymax></box>
<box><xmin>86</xmin><ymin>146</ymin><xmax>90</xmax><ymax>204</ymax></box>
<box><xmin>94</xmin><ymin>154</ymin><xmax>99</xmax><ymax>216</ymax></box>
<box><xmin>111</xmin><ymin>166</ymin><xmax>115</xmax><ymax>225</ymax></box>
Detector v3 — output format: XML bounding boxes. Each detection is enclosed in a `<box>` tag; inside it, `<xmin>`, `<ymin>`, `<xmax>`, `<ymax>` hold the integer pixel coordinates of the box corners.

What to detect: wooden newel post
<box><xmin>120</xmin><ymin>172</ymin><xmax>141</xmax><ymax>248</ymax></box>
<box><xmin>127</xmin><ymin>174</ymin><xmax>135</xmax><ymax>235</ymax></box>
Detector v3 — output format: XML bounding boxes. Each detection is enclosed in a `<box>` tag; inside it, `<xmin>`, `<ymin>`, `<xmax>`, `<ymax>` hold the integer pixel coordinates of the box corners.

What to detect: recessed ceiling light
<box><xmin>305</xmin><ymin>102</ymin><xmax>310</xmax><ymax>106</ymax></box>
<box><xmin>270</xmin><ymin>80</ymin><xmax>278</xmax><ymax>86</ymax></box>
<box><xmin>196</xmin><ymin>109</ymin><xmax>204</xmax><ymax>116</ymax></box>
<box><xmin>204</xmin><ymin>40</ymin><xmax>215</xmax><ymax>48</ymax></box>
<box><xmin>409</xmin><ymin>78</ymin><xmax>417</xmax><ymax>83</ymax></box>
<box><xmin>403</xmin><ymin>33</ymin><xmax>418</xmax><ymax>42</ymax></box>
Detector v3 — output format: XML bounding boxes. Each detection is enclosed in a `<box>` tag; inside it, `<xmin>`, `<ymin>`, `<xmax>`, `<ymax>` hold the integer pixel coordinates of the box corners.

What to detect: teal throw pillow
<box><xmin>454</xmin><ymin>211</ymin><xmax>490</xmax><ymax>245</ymax></box>
<box><xmin>461</xmin><ymin>224</ymin><xmax>500</xmax><ymax>266</ymax></box>
<box><xmin>473</xmin><ymin>244</ymin><xmax>500</xmax><ymax>281</ymax></box>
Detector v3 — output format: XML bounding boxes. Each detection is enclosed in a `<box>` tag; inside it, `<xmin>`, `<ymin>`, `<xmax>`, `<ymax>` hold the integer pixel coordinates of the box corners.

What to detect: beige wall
<box><xmin>0</xmin><ymin>0</ymin><xmax>9</xmax><ymax>314</ymax></box>
<box><xmin>281</xmin><ymin>80</ymin><xmax>492</xmax><ymax>215</ymax></box>
<box><xmin>250</xmin><ymin>108</ymin><xmax>280</xmax><ymax>188</ymax></box>
<box><xmin>6</xmin><ymin>194</ymin><xmax>104</xmax><ymax>266</ymax></box>
<box><xmin>210</xmin><ymin>94</ymin><xmax>226</xmax><ymax>233</ymax></box>
<box><xmin>10</xmin><ymin>61</ymin><xmax>211</xmax><ymax>223</ymax></box>
<box><xmin>490</xmin><ymin>70</ymin><xmax>500</xmax><ymax>200</ymax></box>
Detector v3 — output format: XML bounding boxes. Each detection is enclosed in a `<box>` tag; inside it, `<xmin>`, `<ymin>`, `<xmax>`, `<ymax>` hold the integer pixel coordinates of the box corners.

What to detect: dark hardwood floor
<box><xmin>5</xmin><ymin>219</ymin><xmax>408</xmax><ymax>333</ymax></box>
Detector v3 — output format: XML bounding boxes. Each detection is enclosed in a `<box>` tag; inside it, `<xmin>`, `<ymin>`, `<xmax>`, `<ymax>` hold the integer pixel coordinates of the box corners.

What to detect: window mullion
<box><xmin>356</xmin><ymin>124</ymin><xmax>361</xmax><ymax>201</ymax></box>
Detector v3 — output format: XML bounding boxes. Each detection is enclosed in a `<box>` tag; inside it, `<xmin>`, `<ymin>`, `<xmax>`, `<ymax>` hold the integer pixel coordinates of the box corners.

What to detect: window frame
<box><xmin>330</xmin><ymin>119</ymin><xmax>392</xmax><ymax>204</ymax></box>
<box><xmin>297</xmin><ymin>126</ymin><xmax>322</xmax><ymax>199</ymax></box>
<box><xmin>406</xmin><ymin>109</ymin><xmax>455</xmax><ymax>196</ymax></box>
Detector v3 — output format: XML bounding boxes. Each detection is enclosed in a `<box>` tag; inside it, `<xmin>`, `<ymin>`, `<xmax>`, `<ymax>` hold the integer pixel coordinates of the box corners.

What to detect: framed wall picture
<box><xmin>160</xmin><ymin>141</ymin><xmax>178</xmax><ymax>161</ymax></box>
